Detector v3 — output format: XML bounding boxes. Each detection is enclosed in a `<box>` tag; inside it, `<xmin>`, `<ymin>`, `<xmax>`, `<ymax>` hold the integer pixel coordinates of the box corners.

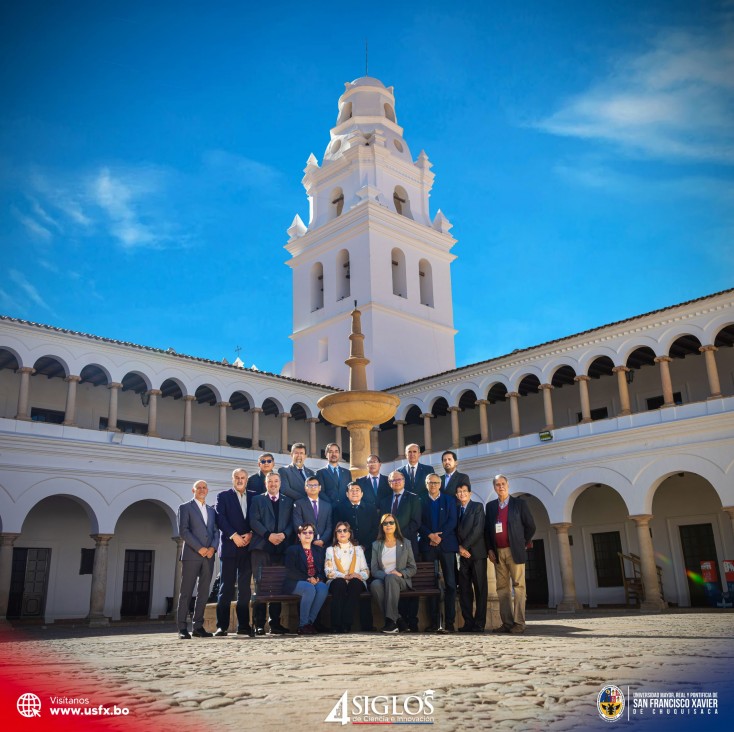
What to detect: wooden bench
<box><xmin>251</xmin><ymin>561</ymin><xmax>442</xmax><ymax>626</ymax></box>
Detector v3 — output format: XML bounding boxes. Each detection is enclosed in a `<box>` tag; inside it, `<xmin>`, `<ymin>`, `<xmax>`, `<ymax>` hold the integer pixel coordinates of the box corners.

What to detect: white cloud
<box><xmin>536</xmin><ymin>23</ymin><xmax>734</xmax><ymax>163</ymax></box>
<box><xmin>202</xmin><ymin>150</ymin><xmax>283</xmax><ymax>186</ymax></box>
<box><xmin>11</xmin><ymin>205</ymin><xmax>53</xmax><ymax>240</ymax></box>
<box><xmin>9</xmin><ymin>270</ymin><xmax>52</xmax><ymax>312</ymax></box>
<box><xmin>0</xmin><ymin>287</ymin><xmax>23</xmax><ymax>314</ymax></box>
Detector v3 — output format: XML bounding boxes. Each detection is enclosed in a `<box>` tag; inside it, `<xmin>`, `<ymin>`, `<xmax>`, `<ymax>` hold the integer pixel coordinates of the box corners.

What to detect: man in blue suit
<box><xmin>356</xmin><ymin>454</ymin><xmax>391</xmax><ymax>507</ymax></box>
<box><xmin>176</xmin><ymin>479</ymin><xmax>218</xmax><ymax>639</ymax></box>
<box><xmin>485</xmin><ymin>474</ymin><xmax>536</xmax><ymax>634</ymax></box>
<box><xmin>214</xmin><ymin>468</ymin><xmax>254</xmax><ymax>637</ymax></box>
<box><xmin>419</xmin><ymin>474</ymin><xmax>458</xmax><ymax>632</ymax></box>
<box><xmin>456</xmin><ymin>482</ymin><xmax>487</xmax><ymax>633</ymax></box>
<box><xmin>398</xmin><ymin>443</ymin><xmax>435</xmax><ymax>501</ymax></box>
<box><xmin>278</xmin><ymin>442</ymin><xmax>315</xmax><ymax>502</ymax></box>
<box><xmin>316</xmin><ymin>442</ymin><xmax>352</xmax><ymax>505</ymax></box>
<box><xmin>249</xmin><ymin>472</ymin><xmax>295</xmax><ymax>635</ymax></box>
<box><xmin>293</xmin><ymin>476</ymin><xmax>333</xmax><ymax>546</ymax></box>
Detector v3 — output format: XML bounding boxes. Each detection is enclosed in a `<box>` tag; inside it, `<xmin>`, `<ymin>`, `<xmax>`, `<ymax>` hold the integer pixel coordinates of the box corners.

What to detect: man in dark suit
<box><xmin>440</xmin><ymin>450</ymin><xmax>471</xmax><ymax>496</ymax></box>
<box><xmin>456</xmin><ymin>482</ymin><xmax>487</xmax><ymax>633</ymax></box>
<box><xmin>213</xmin><ymin>468</ymin><xmax>253</xmax><ymax>637</ymax></box>
<box><xmin>246</xmin><ymin>453</ymin><xmax>277</xmax><ymax>507</ymax></box>
<box><xmin>419</xmin><ymin>474</ymin><xmax>458</xmax><ymax>632</ymax></box>
<box><xmin>379</xmin><ymin>470</ymin><xmax>422</xmax><ymax>631</ymax></box>
<box><xmin>485</xmin><ymin>474</ymin><xmax>536</xmax><ymax>635</ymax></box>
<box><xmin>316</xmin><ymin>442</ymin><xmax>351</xmax><ymax>505</ymax></box>
<box><xmin>356</xmin><ymin>454</ymin><xmax>391</xmax><ymax>507</ymax></box>
<box><xmin>249</xmin><ymin>471</ymin><xmax>295</xmax><ymax>635</ymax></box>
<box><xmin>398</xmin><ymin>443</ymin><xmax>435</xmax><ymax>501</ymax></box>
<box><xmin>176</xmin><ymin>479</ymin><xmax>218</xmax><ymax>639</ymax></box>
<box><xmin>335</xmin><ymin>482</ymin><xmax>379</xmax><ymax>631</ymax></box>
<box><xmin>278</xmin><ymin>442</ymin><xmax>315</xmax><ymax>502</ymax></box>
<box><xmin>293</xmin><ymin>476</ymin><xmax>333</xmax><ymax>546</ymax></box>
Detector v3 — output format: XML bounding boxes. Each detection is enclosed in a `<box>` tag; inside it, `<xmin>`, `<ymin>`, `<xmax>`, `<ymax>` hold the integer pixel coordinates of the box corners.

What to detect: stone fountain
<box><xmin>317</xmin><ymin>307</ymin><xmax>400</xmax><ymax>479</ymax></box>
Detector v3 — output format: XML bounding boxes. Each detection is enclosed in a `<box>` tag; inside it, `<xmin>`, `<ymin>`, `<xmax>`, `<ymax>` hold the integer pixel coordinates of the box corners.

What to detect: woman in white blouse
<box><xmin>370</xmin><ymin>513</ymin><xmax>417</xmax><ymax>634</ymax></box>
<box><xmin>325</xmin><ymin>521</ymin><xmax>370</xmax><ymax>633</ymax></box>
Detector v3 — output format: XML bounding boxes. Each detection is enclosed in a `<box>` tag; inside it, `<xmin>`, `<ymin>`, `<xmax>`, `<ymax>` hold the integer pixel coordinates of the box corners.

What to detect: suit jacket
<box><xmin>316</xmin><ymin>464</ymin><xmax>352</xmax><ymax>505</ymax></box>
<box><xmin>356</xmin><ymin>473</ymin><xmax>392</xmax><ymax>507</ymax></box>
<box><xmin>283</xmin><ymin>543</ymin><xmax>327</xmax><ymax>593</ymax></box>
<box><xmin>278</xmin><ymin>464</ymin><xmax>315</xmax><ymax>502</ymax></box>
<box><xmin>485</xmin><ymin>495</ymin><xmax>536</xmax><ymax>565</ymax></box>
<box><xmin>178</xmin><ymin>499</ymin><xmax>218</xmax><ymax>561</ymax></box>
<box><xmin>441</xmin><ymin>470</ymin><xmax>471</xmax><ymax>497</ymax></box>
<box><xmin>246</xmin><ymin>471</ymin><xmax>270</xmax><ymax>509</ymax></box>
<box><xmin>399</xmin><ymin>462</ymin><xmax>435</xmax><ymax>501</ymax></box>
<box><xmin>418</xmin><ymin>493</ymin><xmax>459</xmax><ymax>553</ymax></box>
<box><xmin>457</xmin><ymin>500</ymin><xmax>487</xmax><ymax>559</ymax></box>
<box><xmin>215</xmin><ymin>488</ymin><xmax>251</xmax><ymax>559</ymax></box>
<box><xmin>335</xmin><ymin>501</ymin><xmax>380</xmax><ymax>564</ymax></box>
<box><xmin>378</xmin><ymin>491</ymin><xmax>422</xmax><ymax>554</ymax></box>
<box><xmin>293</xmin><ymin>497</ymin><xmax>333</xmax><ymax>544</ymax></box>
<box><xmin>370</xmin><ymin>539</ymin><xmax>417</xmax><ymax>589</ymax></box>
<box><xmin>249</xmin><ymin>493</ymin><xmax>295</xmax><ymax>553</ymax></box>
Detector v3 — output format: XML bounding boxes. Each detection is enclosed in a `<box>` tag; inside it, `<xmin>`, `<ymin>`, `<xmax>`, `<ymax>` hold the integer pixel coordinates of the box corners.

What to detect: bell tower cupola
<box><xmin>285</xmin><ymin>76</ymin><xmax>457</xmax><ymax>390</ymax></box>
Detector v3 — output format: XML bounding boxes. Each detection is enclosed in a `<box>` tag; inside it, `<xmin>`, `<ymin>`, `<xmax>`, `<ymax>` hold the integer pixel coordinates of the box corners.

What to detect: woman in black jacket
<box><xmin>284</xmin><ymin>523</ymin><xmax>328</xmax><ymax>634</ymax></box>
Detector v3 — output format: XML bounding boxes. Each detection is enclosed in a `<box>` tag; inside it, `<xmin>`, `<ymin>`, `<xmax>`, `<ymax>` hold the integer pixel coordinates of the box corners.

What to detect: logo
<box><xmin>17</xmin><ymin>693</ymin><xmax>42</xmax><ymax>718</ymax></box>
<box><xmin>326</xmin><ymin>689</ymin><xmax>435</xmax><ymax>725</ymax></box>
<box><xmin>598</xmin><ymin>685</ymin><xmax>625</xmax><ymax>722</ymax></box>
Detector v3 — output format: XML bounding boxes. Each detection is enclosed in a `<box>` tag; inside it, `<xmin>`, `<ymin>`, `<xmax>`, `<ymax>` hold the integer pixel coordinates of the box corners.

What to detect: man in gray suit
<box><xmin>278</xmin><ymin>442</ymin><xmax>315</xmax><ymax>502</ymax></box>
<box><xmin>176</xmin><ymin>479</ymin><xmax>218</xmax><ymax>639</ymax></box>
<box><xmin>293</xmin><ymin>476</ymin><xmax>333</xmax><ymax>547</ymax></box>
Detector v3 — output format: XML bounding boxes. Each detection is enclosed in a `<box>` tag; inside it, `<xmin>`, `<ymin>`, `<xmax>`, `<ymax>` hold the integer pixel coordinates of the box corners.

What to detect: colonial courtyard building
<box><xmin>1</xmin><ymin>76</ymin><xmax>732</xmax><ymax>625</ymax></box>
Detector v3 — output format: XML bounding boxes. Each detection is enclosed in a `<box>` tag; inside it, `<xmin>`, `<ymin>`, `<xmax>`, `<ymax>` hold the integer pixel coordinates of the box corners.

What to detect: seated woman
<box><xmin>284</xmin><ymin>523</ymin><xmax>328</xmax><ymax>635</ymax></box>
<box><xmin>370</xmin><ymin>513</ymin><xmax>417</xmax><ymax>634</ymax></box>
<box><xmin>325</xmin><ymin>521</ymin><xmax>370</xmax><ymax>633</ymax></box>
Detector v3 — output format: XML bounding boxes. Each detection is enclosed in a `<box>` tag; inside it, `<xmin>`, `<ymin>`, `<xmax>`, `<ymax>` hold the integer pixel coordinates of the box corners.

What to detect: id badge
<box><xmin>495</xmin><ymin>522</ymin><xmax>503</xmax><ymax>534</ymax></box>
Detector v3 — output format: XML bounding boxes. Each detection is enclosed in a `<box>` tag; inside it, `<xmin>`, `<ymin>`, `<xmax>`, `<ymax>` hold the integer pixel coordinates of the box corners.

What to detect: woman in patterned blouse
<box><xmin>284</xmin><ymin>523</ymin><xmax>328</xmax><ymax>635</ymax></box>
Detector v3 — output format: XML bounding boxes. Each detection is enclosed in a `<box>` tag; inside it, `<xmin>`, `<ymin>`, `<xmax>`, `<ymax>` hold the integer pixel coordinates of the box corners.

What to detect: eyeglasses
<box><xmin>388</xmin><ymin>479</ymin><xmax>404</xmax><ymax>484</ymax></box>
<box><xmin>336</xmin><ymin>528</ymin><xmax>350</xmax><ymax>533</ymax></box>
<box><xmin>382</xmin><ymin>520</ymin><xmax>395</xmax><ymax>526</ymax></box>
<box><xmin>300</xmin><ymin>531</ymin><xmax>314</xmax><ymax>535</ymax></box>
<box><xmin>427</xmin><ymin>482</ymin><xmax>441</xmax><ymax>487</ymax></box>
<box><xmin>259</xmin><ymin>459</ymin><xmax>273</xmax><ymax>464</ymax></box>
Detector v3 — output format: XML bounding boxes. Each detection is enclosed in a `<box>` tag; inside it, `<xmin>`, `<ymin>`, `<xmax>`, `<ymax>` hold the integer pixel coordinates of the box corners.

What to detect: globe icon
<box><xmin>17</xmin><ymin>693</ymin><xmax>42</xmax><ymax>718</ymax></box>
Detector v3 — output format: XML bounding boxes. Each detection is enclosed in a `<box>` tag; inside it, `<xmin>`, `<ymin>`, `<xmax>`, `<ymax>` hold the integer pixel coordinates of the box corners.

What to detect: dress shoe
<box><xmin>254</xmin><ymin>627</ymin><xmax>266</xmax><ymax>636</ymax></box>
<box><xmin>237</xmin><ymin>626</ymin><xmax>255</xmax><ymax>637</ymax></box>
<box><xmin>510</xmin><ymin>624</ymin><xmax>526</xmax><ymax>634</ymax></box>
<box><xmin>381</xmin><ymin>620</ymin><xmax>399</xmax><ymax>634</ymax></box>
<box><xmin>471</xmin><ymin>627</ymin><xmax>485</xmax><ymax>634</ymax></box>
<box><xmin>178</xmin><ymin>629</ymin><xmax>191</xmax><ymax>639</ymax></box>
<box><xmin>396</xmin><ymin>618</ymin><xmax>408</xmax><ymax>632</ymax></box>
<box><xmin>213</xmin><ymin>628</ymin><xmax>228</xmax><ymax>637</ymax></box>
<box><xmin>424</xmin><ymin>625</ymin><xmax>440</xmax><ymax>633</ymax></box>
<box><xmin>192</xmin><ymin>628</ymin><xmax>213</xmax><ymax>638</ymax></box>
<box><xmin>458</xmin><ymin>624</ymin><xmax>475</xmax><ymax>633</ymax></box>
<box><xmin>444</xmin><ymin>623</ymin><xmax>455</xmax><ymax>632</ymax></box>
<box><xmin>492</xmin><ymin>624</ymin><xmax>512</xmax><ymax>634</ymax></box>
<box><xmin>268</xmin><ymin>623</ymin><xmax>288</xmax><ymax>635</ymax></box>
<box><xmin>408</xmin><ymin>621</ymin><xmax>419</xmax><ymax>633</ymax></box>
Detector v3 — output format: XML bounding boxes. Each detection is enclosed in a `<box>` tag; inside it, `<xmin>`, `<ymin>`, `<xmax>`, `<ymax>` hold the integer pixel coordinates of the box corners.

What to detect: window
<box><xmin>592</xmin><ymin>531</ymin><xmax>623</xmax><ymax>587</ymax></box>
<box><xmin>31</xmin><ymin>408</ymin><xmax>65</xmax><ymax>424</ymax></box>
<box><xmin>384</xmin><ymin>103</ymin><xmax>396</xmax><ymax>122</ymax></box>
<box><xmin>464</xmin><ymin>433</ymin><xmax>481</xmax><ymax>446</ymax></box>
<box><xmin>646</xmin><ymin>392</ymin><xmax>683</xmax><ymax>410</ymax></box>
<box><xmin>79</xmin><ymin>548</ymin><xmax>95</xmax><ymax>575</ymax></box>
<box><xmin>331</xmin><ymin>187</ymin><xmax>344</xmax><ymax>218</ymax></box>
<box><xmin>336</xmin><ymin>249</ymin><xmax>350</xmax><ymax>301</ymax></box>
<box><xmin>99</xmin><ymin>417</ymin><xmax>148</xmax><ymax>435</ymax></box>
<box><xmin>391</xmin><ymin>248</ymin><xmax>407</xmax><ymax>297</ymax></box>
<box><xmin>419</xmin><ymin>258</ymin><xmax>434</xmax><ymax>307</ymax></box>
<box><xmin>337</xmin><ymin>102</ymin><xmax>352</xmax><ymax>124</ymax></box>
<box><xmin>393</xmin><ymin>186</ymin><xmax>412</xmax><ymax>218</ymax></box>
<box><xmin>311</xmin><ymin>262</ymin><xmax>324</xmax><ymax>311</ymax></box>
<box><xmin>576</xmin><ymin>407</ymin><xmax>609</xmax><ymax>422</ymax></box>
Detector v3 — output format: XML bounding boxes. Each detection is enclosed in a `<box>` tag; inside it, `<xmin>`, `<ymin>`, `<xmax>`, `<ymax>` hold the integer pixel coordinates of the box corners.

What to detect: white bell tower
<box><xmin>284</xmin><ymin>76</ymin><xmax>457</xmax><ymax>390</ymax></box>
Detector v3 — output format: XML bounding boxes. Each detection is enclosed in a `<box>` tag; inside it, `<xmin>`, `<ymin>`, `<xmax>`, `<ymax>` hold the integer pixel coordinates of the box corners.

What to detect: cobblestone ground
<box><xmin>2</xmin><ymin>610</ymin><xmax>732</xmax><ymax>731</ymax></box>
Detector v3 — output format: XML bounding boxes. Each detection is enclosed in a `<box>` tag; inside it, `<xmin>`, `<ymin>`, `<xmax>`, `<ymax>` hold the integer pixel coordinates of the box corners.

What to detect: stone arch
<box><xmin>618</xmin><ymin>337</ymin><xmax>663</xmax><ymax>365</ymax></box>
<box><xmin>659</xmin><ymin>325</ymin><xmax>706</xmax><ymax>355</ymax></box>
<box><xmin>330</xmin><ymin>186</ymin><xmax>345</xmax><ymax>218</ymax></box>
<box><xmin>393</xmin><ymin>185</ymin><xmax>412</xmax><ymax>218</ymax></box>
<box><xmin>508</xmin><ymin>366</ymin><xmax>542</xmax><ymax>392</ymax></box>
<box><xmin>542</xmin><ymin>358</ymin><xmax>579</xmax><ymax>384</ymax></box>
<box><xmin>706</xmin><ymin>317</ymin><xmax>734</xmax><ymax>345</ymax></box>
<box><xmin>336</xmin><ymin>248</ymin><xmax>351</xmax><ymax>301</ymax></box>
<box><xmin>479</xmin><ymin>375</ymin><xmax>511</xmax><ymax>398</ymax></box>
<box><xmin>391</xmin><ymin>248</ymin><xmax>407</xmax><ymax>298</ymax></box>
<box><xmin>426</xmin><ymin>390</ymin><xmax>452</xmax><ymax>411</ymax></box>
<box><xmin>79</xmin><ymin>362</ymin><xmax>112</xmax><ymax>386</ymax></box>
<box><xmin>418</xmin><ymin>259</ymin><xmax>434</xmax><ymax>307</ymax></box>
<box><xmin>194</xmin><ymin>383</ymin><xmax>223</xmax><ymax>405</ymax></box>
<box><xmin>120</xmin><ymin>369</ymin><xmax>153</xmax><ymax>394</ymax></box>
<box><xmin>577</xmin><ymin>347</ymin><xmax>618</xmax><ymax>375</ymax></box>
<box><xmin>449</xmin><ymin>382</ymin><xmax>481</xmax><ymax>407</ymax></box>
<box><xmin>229</xmin><ymin>389</ymin><xmax>254</xmax><ymax>411</ymax></box>
<box><xmin>159</xmin><ymin>377</ymin><xmax>187</xmax><ymax>400</ymax></box>
<box><xmin>395</xmin><ymin>400</ymin><xmax>426</xmax><ymax>421</ymax></box>
<box><xmin>555</xmin><ymin>467</ymin><xmax>635</xmax><ymax>523</ymax></box>
<box><xmin>261</xmin><ymin>396</ymin><xmax>284</xmax><ymax>415</ymax></box>
<box><xmin>311</xmin><ymin>262</ymin><xmax>324</xmax><ymax>311</ymax></box>
<box><xmin>289</xmin><ymin>401</ymin><xmax>313</xmax><ymax>420</ymax></box>
<box><xmin>430</xmin><ymin>396</ymin><xmax>449</xmax><ymax>417</ymax></box>
<box><xmin>517</xmin><ymin>373</ymin><xmax>541</xmax><ymax>396</ymax></box>
<box><xmin>0</xmin><ymin>339</ymin><xmax>29</xmax><ymax>369</ymax></box>
<box><xmin>550</xmin><ymin>364</ymin><xmax>577</xmax><ymax>387</ymax></box>
<box><xmin>384</xmin><ymin>102</ymin><xmax>396</xmax><ymax>122</ymax></box>
<box><xmin>109</xmin><ymin>485</ymin><xmax>180</xmax><ymax>534</ymax></box>
<box><xmin>32</xmin><ymin>354</ymin><xmax>70</xmax><ymax>379</ymax></box>
<box><xmin>632</xmin><ymin>454</ymin><xmax>729</xmax><ymax>515</ymax></box>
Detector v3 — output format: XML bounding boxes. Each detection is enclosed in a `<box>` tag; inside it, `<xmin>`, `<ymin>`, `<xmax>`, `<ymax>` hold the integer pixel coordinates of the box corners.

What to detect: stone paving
<box><xmin>1</xmin><ymin>610</ymin><xmax>732</xmax><ymax>731</ymax></box>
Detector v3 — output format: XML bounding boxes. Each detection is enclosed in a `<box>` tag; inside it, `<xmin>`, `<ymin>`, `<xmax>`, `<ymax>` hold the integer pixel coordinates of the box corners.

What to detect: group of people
<box><xmin>176</xmin><ymin>441</ymin><xmax>536</xmax><ymax>638</ymax></box>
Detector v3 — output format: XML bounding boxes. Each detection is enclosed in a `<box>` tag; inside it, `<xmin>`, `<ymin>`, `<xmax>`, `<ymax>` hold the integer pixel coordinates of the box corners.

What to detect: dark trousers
<box><xmin>216</xmin><ymin>550</ymin><xmax>252</xmax><ymax>631</ymax></box>
<box><xmin>421</xmin><ymin>548</ymin><xmax>457</xmax><ymax>626</ymax></box>
<box><xmin>251</xmin><ymin>549</ymin><xmax>283</xmax><ymax>628</ymax></box>
<box><xmin>177</xmin><ymin>556</ymin><xmax>214</xmax><ymax>631</ymax></box>
<box><xmin>457</xmin><ymin>556</ymin><xmax>488</xmax><ymax>629</ymax></box>
<box><xmin>329</xmin><ymin>578</ymin><xmax>364</xmax><ymax>631</ymax></box>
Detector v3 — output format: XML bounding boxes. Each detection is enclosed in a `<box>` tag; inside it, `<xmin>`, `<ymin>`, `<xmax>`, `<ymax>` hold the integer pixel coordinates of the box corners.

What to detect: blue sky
<box><xmin>1</xmin><ymin>1</ymin><xmax>732</xmax><ymax>376</ymax></box>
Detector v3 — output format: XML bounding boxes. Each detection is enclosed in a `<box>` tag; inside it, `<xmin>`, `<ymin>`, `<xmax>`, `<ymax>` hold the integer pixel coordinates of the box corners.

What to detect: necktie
<box><xmin>409</xmin><ymin>466</ymin><xmax>415</xmax><ymax>486</ymax></box>
<box><xmin>372</xmin><ymin>477</ymin><xmax>378</xmax><ymax>496</ymax></box>
<box><xmin>300</xmin><ymin>468</ymin><xmax>307</xmax><ymax>481</ymax></box>
<box><xmin>460</xmin><ymin>505</ymin><xmax>465</xmax><ymax>520</ymax></box>
<box><xmin>392</xmin><ymin>495</ymin><xmax>399</xmax><ymax>515</ymax></box>
<box><xmin>312</xmin><ymin>499</ymin><xmax>319</xmax><ymax>520</ymax></box>
<box><xmin>271</xmin><ymin>495</ymin><xmax>277</xmax><ymax>502</ymax></box>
